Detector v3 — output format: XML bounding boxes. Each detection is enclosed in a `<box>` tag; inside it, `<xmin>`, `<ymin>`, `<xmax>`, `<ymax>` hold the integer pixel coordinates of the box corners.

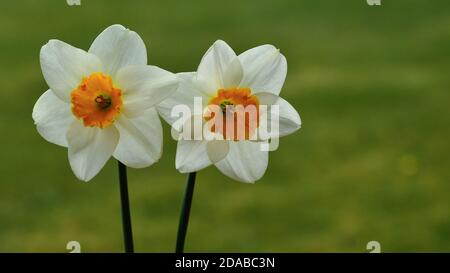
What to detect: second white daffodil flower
<box><xmin>158</xmin><ymin>40</ymin><xmax>301</xmax><ymax>183</ymax></box>
<box><xmin>33</xmin><ymin>24</ymin><xmax>179</xmax><ymax>181</ymax></box>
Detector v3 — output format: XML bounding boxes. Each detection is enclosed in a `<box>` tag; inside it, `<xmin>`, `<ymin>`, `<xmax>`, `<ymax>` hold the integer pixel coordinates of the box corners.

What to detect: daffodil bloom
<box><xmin>33</xmin><ymin>25</ymin><xmax>179</xmax><ymax>181</ymax></box>
<box><xmin>158</xmin><ymin>40</ymin><xmax>301</xmax><ymax>183</ymax></box>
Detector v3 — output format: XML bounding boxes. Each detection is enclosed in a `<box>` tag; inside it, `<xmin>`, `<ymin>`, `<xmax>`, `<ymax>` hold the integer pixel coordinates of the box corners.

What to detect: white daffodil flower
<box><xmin>33</xmin><ymin>24</ymin><xmax>179</xmax><ymax>181</ymax></box>
<box><xmin>158</xmin><ymin>40</ymin><xmax>301</xmax><ymax>183</ymax></box>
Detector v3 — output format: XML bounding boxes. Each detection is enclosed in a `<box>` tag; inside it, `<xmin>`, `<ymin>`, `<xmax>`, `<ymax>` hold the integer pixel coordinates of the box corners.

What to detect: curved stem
<box><xmin>175</xmin><ymin>172</ymin><xmax>197</xmax><ymax>253</ymax></box>
<box><xmin>117</xmin><ymin>161</ymin><xmax>134</xmax><ymax>253</ymax></box>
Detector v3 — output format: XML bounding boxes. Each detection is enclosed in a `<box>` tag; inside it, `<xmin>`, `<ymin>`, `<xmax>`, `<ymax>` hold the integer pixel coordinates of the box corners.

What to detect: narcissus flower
<box><xmin>158</xmin><ymin>40</ymin><xmax>301</xmax><ymax>183</ymax></box>
<box><xmin>33</xmin><ymin>25</ymin><xmax>179</xmax><ymax>181</ymax></box>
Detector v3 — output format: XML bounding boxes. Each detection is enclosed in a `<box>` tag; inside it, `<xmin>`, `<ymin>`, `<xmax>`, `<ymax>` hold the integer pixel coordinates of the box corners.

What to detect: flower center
<box><xmin>95</xmin><ymin>94</ymin><xmax>112</xmax><ymax>109</ymax></box>
<box><xmin>205</xmin><ymin>87</ymin><xmax>259</xmax><ymax>141</ymax></box>
<box><xmin>71</xmin><ymin>73</ymin><xmax>123</xmax><ymax>128</ymax></box>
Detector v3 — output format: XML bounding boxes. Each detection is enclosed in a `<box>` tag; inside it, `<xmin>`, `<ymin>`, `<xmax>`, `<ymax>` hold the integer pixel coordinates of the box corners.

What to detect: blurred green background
<box><xmin>0</xmin><ymin>0</ymin><xmax>449</xmax><ymax>252</ymax></box>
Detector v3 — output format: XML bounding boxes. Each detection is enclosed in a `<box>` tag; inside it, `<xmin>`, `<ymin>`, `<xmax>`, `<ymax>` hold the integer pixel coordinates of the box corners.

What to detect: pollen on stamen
<box><xmin>95</xmin><ymin>94</ymin><xmax>112</xmax><ymax>110</ymax></box>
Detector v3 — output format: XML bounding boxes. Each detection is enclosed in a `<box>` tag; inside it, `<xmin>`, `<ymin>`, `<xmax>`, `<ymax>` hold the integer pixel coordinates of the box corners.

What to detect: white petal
<box><xmin>88</xmin><ymin>24</ymin><xmax>147</xmax><ymax>76</ymax></box>
<box><xmin>238</xmin><ymin>44</ymin><xmax>287</xmax><ymax>96</ymax></box>
<box><xmin>256</xmin><ymin>92</ymin><xmax>280</xmax><ymax>106</ymax></box>
<box><xmin>215</xmin><ymin>141</ymin><xmax>268</xmax><ymax>183</ymax></box>
<box><xmin>262</xmin><ymin>96</ymin><xmax>301</xmax><ymax>138</ymax></box>
<box><xmin>176</xmin><ymin>139</ymin><xmax>212</xmax><ymax>173</ymax></box>
<box><xmin>222</xmin><ymin>57</ymin><xmax>243</xmax><ymax>88</ymax></box>
<box><xmin>40</xmin><ymin>40</ymin><xmax>102</xmax><ymax>102</ymax></box>
<box><xmin>32</xmin><ymin>89</ymin><xmax>74</xmax><ymax>147</ymax></box>
<box><xmin>197</xmin><ymin>40</ymin><xmax>238</xmax><ymax>93</ymax></box>
<box><xmin>157</xmin><ymin>72</ymin><xmax>209</xmax><ymax>128</ymax></box>
<box><xmin>115</xmin><ymin>65</ymin><xmax>179</xmax><ymax>118</ymax></box>
<box><xmin>207</xmin><ymin>140</ymin><xmax>229</xmax><ymax>163</ymax></box>
<box><xmin>113</xmin><ymin>108</ymin><xmax>163</xmax><ymax>168</ymax></box>
<box><xmin>67</xmin><ymin>121</ymin><xmax>119</xmax><ymax>181</ymax></box>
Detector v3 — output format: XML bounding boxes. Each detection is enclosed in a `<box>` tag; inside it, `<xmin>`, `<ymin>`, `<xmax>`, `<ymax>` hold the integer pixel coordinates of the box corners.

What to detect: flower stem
<box><xmin>175</xmin><ymin>172</ymin><xmax>197</xmax><ymax>253</ymax></box>
<box><xmin>117</xmin><ymin>161</ymin><xmax>134</xmax><ymax>253</ymax></box>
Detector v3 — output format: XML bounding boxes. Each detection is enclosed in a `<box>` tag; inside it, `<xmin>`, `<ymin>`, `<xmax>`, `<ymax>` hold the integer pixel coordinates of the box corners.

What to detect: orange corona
<box><xmin>205</xmin><ymin>88</ymin><xmax>260</xmax><ymax>140</ymax></box>
<box><xmin>71</xmin><ymin>73</ymin><xmax>123</xmax><ymax>128</ymax></box>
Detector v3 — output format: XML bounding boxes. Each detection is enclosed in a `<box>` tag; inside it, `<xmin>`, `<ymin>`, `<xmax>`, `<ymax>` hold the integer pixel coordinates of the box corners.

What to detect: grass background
<box><xmin>0</xmin><ymin>0</ymin><xmax>449</xmax><ymax>252</ymax></box>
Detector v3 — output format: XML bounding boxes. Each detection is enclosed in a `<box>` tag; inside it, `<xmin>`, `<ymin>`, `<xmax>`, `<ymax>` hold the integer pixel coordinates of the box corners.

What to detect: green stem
<box><xmin>175</xmin><ymin>172</ymin><xmax>197</xmax><ymax>253</ymax></box>
<box><xmin>118</xmin><ymin>161</ymin><xmax>134</xmax><ymax>253</ymax></box>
